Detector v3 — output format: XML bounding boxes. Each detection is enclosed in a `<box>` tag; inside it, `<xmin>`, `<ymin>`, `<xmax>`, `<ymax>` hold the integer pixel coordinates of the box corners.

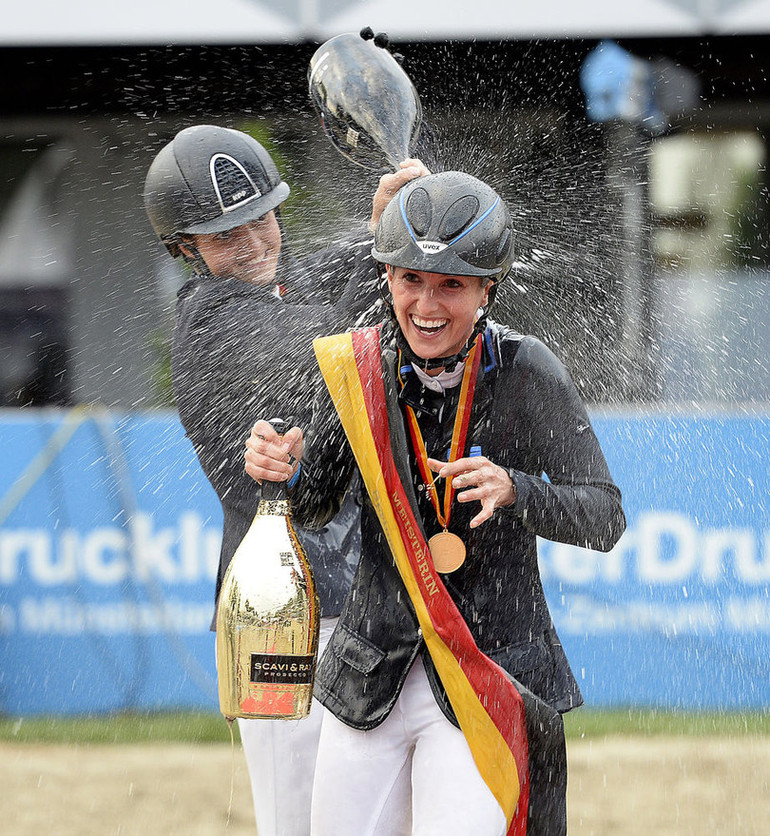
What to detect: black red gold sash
<box><xmin>314</xmin><ymin>326</ymin><xmax>529</xmax><ymax>834</ymax></box>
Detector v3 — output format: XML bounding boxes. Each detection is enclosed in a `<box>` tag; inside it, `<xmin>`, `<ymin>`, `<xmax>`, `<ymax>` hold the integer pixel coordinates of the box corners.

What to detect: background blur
<box><xmin>1</xmin><ymin>1</ymin><xmax>769</xmax><ymax>720</ymax></box>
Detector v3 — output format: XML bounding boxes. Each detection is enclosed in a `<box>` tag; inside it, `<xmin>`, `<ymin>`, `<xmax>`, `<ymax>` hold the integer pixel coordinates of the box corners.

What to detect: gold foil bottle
<box><xmin>216</xmin><ymin>454</ymin><xmax>319</xmax><ymax>720</ymax></box>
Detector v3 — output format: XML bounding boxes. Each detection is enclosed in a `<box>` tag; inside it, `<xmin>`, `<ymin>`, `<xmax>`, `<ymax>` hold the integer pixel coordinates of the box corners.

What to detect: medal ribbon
<box><xmin>313</xmin><ymin>327</ymin><xmax>529</xmax><ymax>835</ymax></box>
<box><xmin>400</xmin><ymin>336</ymin><xmax>482</xmax><ymax>531</ymax></box>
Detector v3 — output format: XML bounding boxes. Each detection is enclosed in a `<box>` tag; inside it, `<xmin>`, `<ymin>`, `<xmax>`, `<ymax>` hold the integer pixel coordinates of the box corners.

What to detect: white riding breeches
<box><xmin>310</xmin><ymin>657</ymin><xmax>507</xmax><ymax>836</ymax></box>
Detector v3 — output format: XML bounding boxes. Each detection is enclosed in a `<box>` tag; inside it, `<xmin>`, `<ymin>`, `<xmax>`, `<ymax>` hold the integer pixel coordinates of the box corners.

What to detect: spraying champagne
<box><xmin>309</xmin><ymin>29</ymin><xmax>423</xmax><ymax>172</ymax></box>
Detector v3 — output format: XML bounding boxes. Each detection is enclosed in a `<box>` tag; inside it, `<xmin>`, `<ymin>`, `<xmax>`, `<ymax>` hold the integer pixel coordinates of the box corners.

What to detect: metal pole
<box><xmin>605</xmin><ymin>122</ymin><xmax>658</xmax><ymax>400</ymax></box>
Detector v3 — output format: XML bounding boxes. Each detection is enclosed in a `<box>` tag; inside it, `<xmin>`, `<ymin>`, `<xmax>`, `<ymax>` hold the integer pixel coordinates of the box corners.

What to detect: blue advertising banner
<box><xmin>0</xmin><ymin>408</ymin><xmax>768</xmax><ymax>715</ymax></box>
<box><xmin>0</xmin><ymin>409</ymin><xmax>223</xmax><ymax>715</ymax></box>
<box><xmin>542</xmin><ymin>413</ymin><xmax>770</xmax><ymax>709</ymax></box>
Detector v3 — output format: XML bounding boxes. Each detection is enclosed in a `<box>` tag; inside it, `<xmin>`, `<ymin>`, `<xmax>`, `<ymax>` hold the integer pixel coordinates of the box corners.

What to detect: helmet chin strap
<box><xmin>171</xmin><ymin>236</ymin><xmax>211</xmax><ymax>276</ymax></box>
<box><xmin>395</xmin><ymin>328</ymin><xmax>474</xmax><ymax>373</ymax></box>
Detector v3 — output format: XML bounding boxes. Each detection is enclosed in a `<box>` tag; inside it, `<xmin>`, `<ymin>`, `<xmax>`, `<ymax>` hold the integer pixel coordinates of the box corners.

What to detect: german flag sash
<box><xmin>314</xmin><ymin>326</ymin><xmax>529</xmax><ymax>834</ymax></box>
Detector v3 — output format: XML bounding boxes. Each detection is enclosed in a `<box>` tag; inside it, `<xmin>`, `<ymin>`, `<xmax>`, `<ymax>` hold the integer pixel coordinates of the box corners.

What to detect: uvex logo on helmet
<box><xmin>417</xmin><ymin>241</ymin><xmax>448</xmax><ymax>253</ymax></box>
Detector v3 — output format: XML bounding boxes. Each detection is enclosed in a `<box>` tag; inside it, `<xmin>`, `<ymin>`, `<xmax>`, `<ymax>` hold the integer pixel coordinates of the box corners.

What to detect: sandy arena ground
<box><xmin>3</xmin><ymin>736</ymin><xmax>770</xmax><ymax>835</ymax></box>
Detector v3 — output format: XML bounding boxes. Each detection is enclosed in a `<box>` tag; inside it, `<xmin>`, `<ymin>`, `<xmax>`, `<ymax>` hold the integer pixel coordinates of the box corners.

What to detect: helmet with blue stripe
<box><xmin>371</xmin><ymin>171</ymin><xmax>513</xmax><ymax>281</ymax></box>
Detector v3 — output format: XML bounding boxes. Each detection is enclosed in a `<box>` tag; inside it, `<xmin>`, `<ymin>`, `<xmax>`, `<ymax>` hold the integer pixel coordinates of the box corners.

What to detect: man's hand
<box><xmin>369</xmin><ymin>158</ymin><xmax>431</xmax><ymax>233</ymax></box>
<box><xmin>245</xmin><ymin>419</ymin><xmax>303</xmax><ymax>484</ymax></box>
<box><xmin>427</xmin><ymin>456</ymin><xmax>516</xmax><ymax>529</ymax></box>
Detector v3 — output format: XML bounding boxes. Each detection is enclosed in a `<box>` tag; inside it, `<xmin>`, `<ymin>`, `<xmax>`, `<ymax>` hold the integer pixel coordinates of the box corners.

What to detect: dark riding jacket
<box><xmin>171</xmin><ymin>235</ymin><xmax>381</xmax><ymax>619</ymax></box>
<box><xmin>291</xmin><ymin>322</ymin><xmax>626</xmax><ymax>728</ymax></box>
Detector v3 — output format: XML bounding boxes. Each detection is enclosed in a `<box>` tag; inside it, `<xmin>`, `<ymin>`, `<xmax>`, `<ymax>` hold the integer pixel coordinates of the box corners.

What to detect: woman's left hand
<box><xmin>427</xmin><ymin>456</ymin><xmax>516</xmax><ymax>529</ymax></box>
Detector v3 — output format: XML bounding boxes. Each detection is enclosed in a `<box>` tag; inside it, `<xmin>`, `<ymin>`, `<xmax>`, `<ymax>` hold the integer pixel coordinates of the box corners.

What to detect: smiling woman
<box><xmin>143</xmin><ymin>125</ymin><xmax>290</xmax><ymax>287</ymax></box>
<box><xmin>244</xmin><ymin>170</ymin><xmax>626</xmax><ymax>836</ymax></box>
<box><xmin>387</xmin><ymin>267</ymin><xmax>490</xmax><ymax>364</ymax></box>
<box><xmin>178</xmin><ymin>214</ymin><xmax>283</xmax><ymax>286</ymax></box>
<box><xmin>371</xmin><ymin>169</ymin><xmax>512</xmax><ymax>374</ymax></box>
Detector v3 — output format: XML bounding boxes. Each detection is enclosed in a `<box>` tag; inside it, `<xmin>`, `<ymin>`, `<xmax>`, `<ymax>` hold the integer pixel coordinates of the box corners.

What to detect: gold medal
<box><xmin>400</xmin><ymin>336</ymin><xmax>482</xmax><ymax>576</ymax></box>
<box><xmin>428</xmin><ymin>530</ymin><xmax>466</xmax><ymax>573</ymax></box>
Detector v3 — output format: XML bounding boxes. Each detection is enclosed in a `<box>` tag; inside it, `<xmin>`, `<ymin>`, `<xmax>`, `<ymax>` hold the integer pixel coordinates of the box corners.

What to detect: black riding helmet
<box><xmin>372</xmin><ymin>171</ymin><xmax>513</xmax><ymax>370</ymax></box>
<box><xmin>143</xmin><ymin>125</ymin><xmax>290</xmax><ymax>258</ymax></box>
<box><xmin>372</xmin><ymin>170</ymin><xmax>513</xmax><ymax>281</ymax></box>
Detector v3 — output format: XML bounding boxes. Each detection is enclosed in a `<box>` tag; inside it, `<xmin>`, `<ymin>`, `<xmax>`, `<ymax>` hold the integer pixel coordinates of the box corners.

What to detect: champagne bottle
<box><xmin>308</xmin><ymin>31</ymin><xmax>423</xmax><ymax>172</ymax></box>
<box><xmin>216</xmin><ymin>429</ymin><xmax>319</xmax><ymax>720</ymax></box>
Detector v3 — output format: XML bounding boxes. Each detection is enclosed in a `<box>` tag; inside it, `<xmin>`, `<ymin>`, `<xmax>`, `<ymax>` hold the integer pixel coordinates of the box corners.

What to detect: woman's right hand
<box><xmin>244</xmin><ymin>419</ymin><xmax>303</xmax><ymax>484</ymax></box>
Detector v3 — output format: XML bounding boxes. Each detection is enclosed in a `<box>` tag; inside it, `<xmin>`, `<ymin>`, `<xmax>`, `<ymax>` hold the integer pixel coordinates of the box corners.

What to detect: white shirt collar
<box><xmin>411</xmin><ymin>361</ymin><xmax>467</xmax><ymax>394</ymax></box>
